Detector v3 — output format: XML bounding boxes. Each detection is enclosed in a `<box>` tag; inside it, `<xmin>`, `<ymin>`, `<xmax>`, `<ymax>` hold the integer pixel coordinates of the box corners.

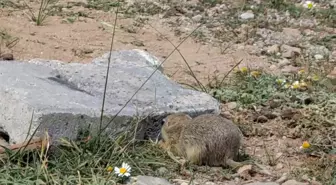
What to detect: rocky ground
<box><xmin>0</xmin><ymin>0</ymin><xmax>335</xmax><ymax>184</ymax></box>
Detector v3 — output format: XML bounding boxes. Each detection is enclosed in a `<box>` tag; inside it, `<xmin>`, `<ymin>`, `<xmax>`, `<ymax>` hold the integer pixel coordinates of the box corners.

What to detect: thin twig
<box><xmin>98</xmin><ymin>1</ymin><xmax>120</xmax><ymax>141</ymax></box>
<box><xmin>218</xmin><ymin>59</ymin><xmax>244</xmax><ymax>87</ymax></box>
<box><xmin>100</xmin><ymin>23</ymin><xmax>205</xmax><ymax>133</ymax></box>
<box><xmin>147</xmin><ymin>24</ymin><xmax>207</xmax><ymax>92</ymax></box>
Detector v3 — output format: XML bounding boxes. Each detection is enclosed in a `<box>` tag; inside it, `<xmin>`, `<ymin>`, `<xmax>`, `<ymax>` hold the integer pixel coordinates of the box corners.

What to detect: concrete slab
<box><xmin>0</xmin><ymin>49</ymin><xmax>220</xmax><ymax>144</ymax></box>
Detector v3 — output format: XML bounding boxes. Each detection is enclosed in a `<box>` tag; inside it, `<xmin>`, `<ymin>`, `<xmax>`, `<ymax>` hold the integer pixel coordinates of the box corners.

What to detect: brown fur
<box><xmin>160</xmin><ymin>113</ymin><xmax>243</xmax><ymax>168</ymax></box>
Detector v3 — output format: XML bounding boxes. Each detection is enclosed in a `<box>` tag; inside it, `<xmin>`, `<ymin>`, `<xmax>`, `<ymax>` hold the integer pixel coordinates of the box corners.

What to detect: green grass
<box><xmin>21</xmin><ymin>0</ymin><xmax>59</xmax><ymax>26</ymax></box>
<box><xmin>331</xmin><ymin>170</ymin><xmax>336</xmax><ymax>185</ymax></box>
<box><xmin>86</xmin><ymin>0</ymin><xmax>121</xmax><ymax>12</ymax></box>
<box><xmin>0</xmin><ymin>131</ymin><xmax>177</xmax><ymax>184</ymax></box>
<box><xmin>209</xmin><ymin>72</ymin><xmax>279</xmax><ymax>107</ymax></box>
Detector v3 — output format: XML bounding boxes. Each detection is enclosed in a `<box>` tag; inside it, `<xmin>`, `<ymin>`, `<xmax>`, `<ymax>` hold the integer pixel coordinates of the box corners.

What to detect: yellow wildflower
<box><xmin>276</xmin><ymin>79</ymin><xmax>286</xmax><ymax>85</ymax></box>
<box><xmin>301</xmin><ymin>141</ymin><xmax>311</xmax><ymax>149</ymax></box>
<box><xmin>298</xmin><ymin>69</ymin><xmax>305</xmax><ymax>75</ymax></box>
<box><xmin>299</xmin><ymin>80</ymin><xmax>307</xmax><ymax>88</ymax></box>
<box><xmin>251</xmin><ymin>71</ymin><xmax>261</xmax><ymax>78</ymax></box>
<box><xmin>311</xmin><ymin>74</ymin><xmax>319</xmax><ymax>81</ymax></box>
<box><xmin>107</xmin><ymin>166</ymin><xmax>113</xmax><ymax>173</ymax></box>
<box><xmin>291</xmin><ymin>81</ymin><xmax>300</xmax><ymax>89</ymax></box>
<box><xmin>240</xmin><ymin>67</ymin><xmax>248</xmax><ymax>73</ymax></box>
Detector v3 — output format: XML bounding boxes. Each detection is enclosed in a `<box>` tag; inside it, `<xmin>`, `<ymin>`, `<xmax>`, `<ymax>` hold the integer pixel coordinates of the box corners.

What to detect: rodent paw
<box><xmin>158</xmin><ymin>140</ymin><xmax>167</xmax><ymax>149</ymax></box>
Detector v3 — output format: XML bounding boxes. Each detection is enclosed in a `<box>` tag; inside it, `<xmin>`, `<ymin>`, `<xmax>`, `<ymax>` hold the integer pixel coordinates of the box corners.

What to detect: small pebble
<box><xmin>156</xmin><ymin>167</ymin><xmax>168</xmax><ymax>176</ymax></box>
<box><xmin>240</xmin><ymin>11</ymin><xmax>255</xmax><ymax>20</ymax></box>
<box><xmin>275</xmin><ymin>163</ymin><xmax>284</xmax><ymax>170</ymax></box>
<box><xmin>192</xmin><ymin>14</ymin><xmax>203</xmax><ymax>22</ymax></box>
<box><xmin>314</xmin><ymin>54</ymin><xmax>324</xmax><ymax>60</ymax></box>
<box><xmin>255</xmin><ymin>115</ymin><xmax>268</xmax><ymax>123</ymax></box>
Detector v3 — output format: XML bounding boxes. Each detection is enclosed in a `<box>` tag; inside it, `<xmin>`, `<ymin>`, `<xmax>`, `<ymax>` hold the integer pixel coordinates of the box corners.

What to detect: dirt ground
<box><xmin>0</xmin><ymin>0</ymin><xmax>335</xmax><ymax>184</ymax></box>
<box><xmin>0</xmin><ymin>0</ymin><xmax>272</xmax><ymax>85</ymax></box>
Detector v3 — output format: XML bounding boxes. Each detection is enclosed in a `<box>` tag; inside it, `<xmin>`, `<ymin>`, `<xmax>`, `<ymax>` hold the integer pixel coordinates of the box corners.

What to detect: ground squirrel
<box><xmin>160</xmin><ymin>113</ymin><xmax>243</xmax><ymax>168</ymax></box>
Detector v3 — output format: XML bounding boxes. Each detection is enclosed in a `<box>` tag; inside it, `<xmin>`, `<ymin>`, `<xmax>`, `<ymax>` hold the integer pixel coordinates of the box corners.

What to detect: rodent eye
<box><xmin>161</xmin><ymin>118</ymin><xmax>167</xmax><ymax>125</ymax></box>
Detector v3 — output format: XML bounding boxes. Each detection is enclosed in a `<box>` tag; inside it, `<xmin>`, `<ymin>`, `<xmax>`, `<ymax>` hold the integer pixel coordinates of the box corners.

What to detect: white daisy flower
<box><xmin>291</xmin><ymin>81</ymin><xmax>300</xmax><ymax>89</ymax></box>
<box><xmin>114</xmin><ymin>162</ymin><xmax>131</xmax><ymax>177</ymax></box>
<box><xmin>303</xmin><ymin>1</ymin><xmax>315</xmax><ymax>9</ymax></box>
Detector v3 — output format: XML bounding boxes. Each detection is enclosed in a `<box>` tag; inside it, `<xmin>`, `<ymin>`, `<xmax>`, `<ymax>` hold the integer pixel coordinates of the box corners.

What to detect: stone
<box><xmin>307</xmin><ymin>45</ymin><xmax>330</xmax><ymax>59</ymax></box>
<box><xmin>276</xmin><ymin>173</ymin><xmax>288</xmax><ymax>183</ymax></box>
<box><xmin>131</xmin><ymin>40</ymin><xmax>145</xmax><ymax>47</ymax></box>
<box><xmin>281</xmin><ymin>65</ymin><xmax>299</xmax><ymax>74</ymax></box>
<box><xmin>257</xmin><ymin>28</ymin><xmax>302</xmax><ymax>46</ymax></box>
<box><xmin>155</xmin><ymin>167</ymin><xmax>168</xmax><ymax>176</ymax></box>
<box><xmin>278</xmin><ymin>58</ymin><xmax>291</xmax><ymax>68</ymax></box>
<box><xmin>255</xmin><ymin>115</ymin><xmax>268</xmax><ymax>123</ymax></box>
<box><xmin>0</xmin><ymin>53</ymin><xmax>14</xmax><ymax>60</ymax></box>
<box><xmin>220</xmin><ymin>111</ymin><xmax>232</xmax><ymax>119</ymax></box>
<box><xmin>280</xmin><ymin>28</ymin><xmax>302</xmax><ymax>45</ymax></box>
<box><xmin>128</xmin><ymin>176</ymin><xmax>172</xmax><ymax>185</ymax></box>
<box><xmin>296</xmin><ymin>18</ymin><xmax>317</xmax><ymax>28</ymax></box>
<box><xmin>244</xmin><ymin>182</ymin><xmax>279</xmax><ymax>185</ymax></box>
<box><xmin>237</xmin><ymin>165</ymin><xmax>253</xmax><ymax>180</ymax></box>
<box><xmin>0</xmin><ymin>49</ymin><xmax>220</xmax><ymax>144</ymax></box>
<box><xmin>192</xmin><ymin>14</ymin><xmax>203</xmax><ymax>22</ymax></box>
<box><xmin>327</xmin><ymin>67</ymin><xmax>336</xmax><ymax>84</ymax></box>
<box><xmin>314</xmin><ymin>54</ymin><xmax>324</xmax><ymax>60</ymax></box>
<box><xmin>269</xmin><ymin>65</ymin><xmax>277</xmax><ymax>70</ymax></box>
<box><xmin>226</xmin><ymin>102</ymin><xmax>237</xmax><ymax>110</ymax></box>
<box><xmin>280</xmin><ymin>45</ymin><xmax>301</xmax><ymax>58</ymax></box>
<box><xmin>310</xmin><ymin>180</ymin><xmax>322</xmax><ymax>185</ymax></box>
<box><xmin>266</xmin><ymin>44</ymin><xmax>280</xmax><ymax>54</ymax></box>
<box><xmin>205</xmin><ymin>182</ymin><xmax>216</xmax><ymax>185</ymax></box>
<box><xmin>301</xmin><ymin>174</ymin><xmax>310</xmax><ymax>181</ymax></box>
<box><xmin>282</xmin><ymin>180</ymin><xmax>308</xmax><ymax>185</ymax></box>
<box><xmin>331</xmin><ymin>50</ymin><xmax>336</xmax><ymax>62</ymax></box>
<box><xmin>240</xmin><ymin>11</ymin><xmax>255</xmax><ymax>19</ymax></box>
<box><xmin>269</xmin><ymin>99</ymin><xmax>282</xmax><ymax>109</ymax></box>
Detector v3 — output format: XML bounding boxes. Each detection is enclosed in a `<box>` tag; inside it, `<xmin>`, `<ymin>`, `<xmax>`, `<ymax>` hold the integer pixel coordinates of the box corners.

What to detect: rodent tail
<box><xmin>226</xmin><ymin>159</ymin><xmax>243</xmax><ymax>169</ymax></box>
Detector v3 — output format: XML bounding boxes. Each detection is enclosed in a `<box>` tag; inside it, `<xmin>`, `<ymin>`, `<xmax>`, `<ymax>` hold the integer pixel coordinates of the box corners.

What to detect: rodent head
<box><xmin>160</xmin><ymin>113</ymin><xmax>192</xmax><ymax>143</ymax></box>
<box><xmin>162</xmin><ymin>113</ymin><xmax>192</xmax><ymax>128</ymax></box>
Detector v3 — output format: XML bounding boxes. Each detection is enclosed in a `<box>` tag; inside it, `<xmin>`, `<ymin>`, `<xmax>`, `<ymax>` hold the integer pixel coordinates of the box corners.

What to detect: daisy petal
<box><xmin>114</xmin><ymin>167</ymin><xmax>120</xmax><ymax>174</ymax></box>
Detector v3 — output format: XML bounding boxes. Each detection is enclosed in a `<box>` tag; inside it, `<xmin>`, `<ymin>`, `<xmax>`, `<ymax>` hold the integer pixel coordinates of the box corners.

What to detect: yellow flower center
<box><xmin>251</xmin><ymin>71</ymin><xmax>261</xmax><ymax>78</ymax></box>
<box><xmin>312</xmin><ymin>75</ymin><xmax>319</xmax><ymax>81</ymax></box>
<box><xmin>300</xmin><ymin>82</ymin><xmax>307</xmax><ymax>88</ymax></box>
<box><xmin>298</xmin><ymin>69</ymin><xmax>305</xmax><ymax>75</ymax></box>
<box><xmin>307</xmin><ymin>3</ymin><xmax>313</xmax><ymax>9</ymax></box>
<box><xmin>240</xmin><ymin>67</ymin><xmax>248</xmax><ymax>73</ymax></box>
<box><xmin>302</xmin><ymin>141</ymin><xmax>310</xmax><ymax>149</ymax></box>
<box><xmin>120</xmin><ymin>167</ymin><xmax>127</xmax><ymax>174</ymax></box>
<box><xmin>292</xmin><ymin>84</ymin><xmax>300</xmax><ymax>89</ymax></box>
